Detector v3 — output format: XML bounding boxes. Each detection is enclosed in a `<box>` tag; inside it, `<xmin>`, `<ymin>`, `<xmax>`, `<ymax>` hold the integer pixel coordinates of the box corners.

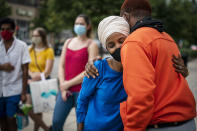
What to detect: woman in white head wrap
<box><xmin>76</xmin><ymin>16</ymin><xmax>129</xmax><ymax>131</ymax></box>
<box><xmin>98</xmin><ymin>16</ymin><xmax>129</xmax><ymax>50</ymax></box>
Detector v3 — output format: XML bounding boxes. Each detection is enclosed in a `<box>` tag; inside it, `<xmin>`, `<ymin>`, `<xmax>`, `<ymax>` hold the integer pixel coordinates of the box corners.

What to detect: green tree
<box><xmin>34</xmin><ymin>0</ymin><xmax>197</xmax><ymax>45</ymax></box>
<box><xmin>32</xmin><ymin>0</ymin><xmax>49</xmax><ymax>30</ymax></box>
<box><xmin>150</xmin><ymin>0</ymin><xmax>197</xmax><ymax>44</ymax></box>
<box><xmin>0</xmin><ymin>0</ymin><xmax>11</xmax><ymax>18</ymax></box>
<box><xmin>33</xmin><ymin>0</ymin><xmax>123</xmax><ymax>33</ymax></box>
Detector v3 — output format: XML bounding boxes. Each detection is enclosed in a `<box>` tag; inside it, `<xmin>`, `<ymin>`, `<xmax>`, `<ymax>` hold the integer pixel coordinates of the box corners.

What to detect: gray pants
<box><xmin>146</xmin><ymin>119</ymin><xmax>196</xmax><ymax>131</ymax></box>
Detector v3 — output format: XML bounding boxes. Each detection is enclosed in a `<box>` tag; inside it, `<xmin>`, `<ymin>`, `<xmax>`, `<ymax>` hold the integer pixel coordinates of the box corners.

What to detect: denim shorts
<box><xmin>0</xmin><ymin>95</ymin><xmax>21</xmax><ymax>117</ymax></box>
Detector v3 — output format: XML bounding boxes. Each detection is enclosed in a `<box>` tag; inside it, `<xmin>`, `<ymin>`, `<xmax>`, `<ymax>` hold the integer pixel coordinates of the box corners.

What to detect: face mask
<box><xmin>1</xmin><ymin>30</ymin><xmax>14</xmax><ymax>40</ymax></box>
<box><xmin>110</xmin><ymin>48</ymin><xmax>121</xmax><ymax>62</ymax></box>
<box><xmin>74</xmin><ymin>25</ymin><xmax>86</xmax><ymax>36</ymax></box>
<box><xmin>32</xmin><ymin>37</ymin><xmax>42</xmax><ymax>45</ymax></box>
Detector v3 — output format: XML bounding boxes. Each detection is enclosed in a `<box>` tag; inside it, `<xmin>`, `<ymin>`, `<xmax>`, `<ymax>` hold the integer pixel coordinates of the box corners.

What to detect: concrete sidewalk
<box><xmin>186</xmin><ymin>58</ymin><xmax>197</xmax><ymax>128</ymax></box>
<box><xmin>23</xmin><ymin>109</ymin><xmax>77</xmax><ymax>131</ymax></box>
<box><xmin>23</xmin><ymin>58</ymin><xmax>197</xmax><ymax>131</ymax></box>
<box><xmin>24</xmin><ymin>56</ymin><xmax>77</xmax><ymax>131</ymax></box>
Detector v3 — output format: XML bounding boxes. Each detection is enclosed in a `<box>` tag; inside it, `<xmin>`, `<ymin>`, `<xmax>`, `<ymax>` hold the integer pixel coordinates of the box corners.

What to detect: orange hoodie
<box><xmin>120</xmin><ymin>27</ymin><xmax>196</xmax><ymax>131</ymax></box>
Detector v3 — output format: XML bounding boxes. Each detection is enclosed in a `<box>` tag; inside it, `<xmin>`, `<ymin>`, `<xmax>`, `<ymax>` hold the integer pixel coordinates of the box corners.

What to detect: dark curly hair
<box><xmin>0</xmin><ymin>18</ymin><xmax>16</xmax><ymax>30</ymax></box>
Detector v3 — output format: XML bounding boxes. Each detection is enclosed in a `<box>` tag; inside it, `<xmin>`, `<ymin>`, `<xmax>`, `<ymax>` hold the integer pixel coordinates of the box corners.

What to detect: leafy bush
<box><xmin>180</xmin><ymin>48</ymin><xmax>197</xmax><ymax>60</ymax></box>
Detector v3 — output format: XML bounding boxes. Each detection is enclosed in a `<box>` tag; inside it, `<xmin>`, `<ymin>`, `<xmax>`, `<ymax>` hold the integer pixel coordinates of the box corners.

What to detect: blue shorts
<box><xmin>0</xmin><ymin>95</ymin><xmax>21</xmax><ymax>117</ymax></box>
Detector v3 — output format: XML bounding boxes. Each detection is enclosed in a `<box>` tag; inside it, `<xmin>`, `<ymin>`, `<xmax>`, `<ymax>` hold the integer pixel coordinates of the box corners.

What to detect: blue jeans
<box><xmin>51</xmin><ymin>92</ymin><xmax>79</xmax><ymax>131</ymax></box>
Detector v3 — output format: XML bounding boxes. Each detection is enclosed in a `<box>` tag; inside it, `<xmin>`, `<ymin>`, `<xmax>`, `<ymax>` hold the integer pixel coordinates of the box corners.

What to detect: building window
<box><xmin>16</xmin><ymin>19</ymin><xmax>30</xmax><ymax>42</ymax></box>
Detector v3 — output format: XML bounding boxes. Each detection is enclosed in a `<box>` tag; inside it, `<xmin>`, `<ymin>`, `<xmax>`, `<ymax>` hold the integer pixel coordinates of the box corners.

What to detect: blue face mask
<box><xmin>74</xmin><ymin>25</ymin><xmax>86</xmax><ymax>36</ymax></box>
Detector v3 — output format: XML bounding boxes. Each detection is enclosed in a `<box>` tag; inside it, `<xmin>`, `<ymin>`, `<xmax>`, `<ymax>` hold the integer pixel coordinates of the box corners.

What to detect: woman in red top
<box><xmin>51</xmin><ymin>14</ymin><xmax>99</xmax><ymax>131</ymax></box>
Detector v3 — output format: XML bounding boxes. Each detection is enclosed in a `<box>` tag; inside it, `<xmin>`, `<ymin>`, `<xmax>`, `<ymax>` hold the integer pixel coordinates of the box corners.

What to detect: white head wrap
<box><xmin>97</xmin><ymin>16</ymin><xmax>130</xmax><ymax>49</ymax></box>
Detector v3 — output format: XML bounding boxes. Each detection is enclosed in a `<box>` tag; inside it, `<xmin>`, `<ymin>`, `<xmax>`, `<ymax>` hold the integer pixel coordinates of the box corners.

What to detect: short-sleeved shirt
<box><xmin>29</xmin><ymin>47</ymin><xmax>54</xmax><ymax>72</ymax></box>
<box><xmin>0</xmin><ymin>37</ymin><xmax>31</xmax><ymax>97</ymax></box>
<box><xmin>77</xmin><ymin>58</ymin><xmax>127</xmax><ymax>131</ymax></box>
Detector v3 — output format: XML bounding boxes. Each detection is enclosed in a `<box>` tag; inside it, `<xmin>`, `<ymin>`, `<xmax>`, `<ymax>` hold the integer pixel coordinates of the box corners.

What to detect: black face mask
<box><xmin>110</xmin><ymin>48</ymin><xmax>121</xmax><ymax>62</ymax></box>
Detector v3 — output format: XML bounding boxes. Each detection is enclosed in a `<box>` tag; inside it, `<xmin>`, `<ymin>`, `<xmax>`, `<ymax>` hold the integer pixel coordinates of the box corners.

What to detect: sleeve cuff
<box><xmin>77</xmin><ymin>112</ymin><xmax>86</xmax><ymax>123</ymax></box>
<box><xmin>22</xmin><ymin>59</ymin><xmax>31</xmax><ymax>64</ymax></box>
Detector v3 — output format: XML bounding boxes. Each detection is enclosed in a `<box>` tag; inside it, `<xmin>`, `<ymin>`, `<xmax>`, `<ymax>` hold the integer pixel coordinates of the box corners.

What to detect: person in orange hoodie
<box><xmin>119</xmin><ymin>0</ymin><xmax>196</xmax><ymax>130</ymax></box>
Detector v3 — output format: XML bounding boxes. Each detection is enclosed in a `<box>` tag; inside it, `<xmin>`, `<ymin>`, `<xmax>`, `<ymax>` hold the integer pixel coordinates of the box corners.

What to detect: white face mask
<box><xmin>32</xmin><ymin>37</ymin><xmax>42</xmax><ymax>45</ymax></box>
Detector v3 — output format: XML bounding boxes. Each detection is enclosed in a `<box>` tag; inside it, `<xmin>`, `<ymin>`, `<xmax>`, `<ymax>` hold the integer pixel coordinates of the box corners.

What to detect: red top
<box><xmin>64</xmin><ymin>39</ymin><xmax>89</xmax><ymax>92</ymax></box>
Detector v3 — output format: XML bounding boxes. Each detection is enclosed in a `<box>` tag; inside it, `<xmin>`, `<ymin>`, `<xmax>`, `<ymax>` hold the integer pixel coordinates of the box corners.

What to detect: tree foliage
<box><xmin>0</xmin><ymin>0</ymin><xmax>11</xmax><ymax>18</ymax></box>
<box><xmin>34</xmin><ymin>0</ymin><xmax>197</xmax><ymax>44</ymax></box>
<box><xmin>33</xmin><ymin>0</ymin><xmax>122</xmax><ymax>33</ymax></box>
<box><xmin>150</xmin><ymin>0</ymin><xmax>197</xmax><ymax>44</ymax></box>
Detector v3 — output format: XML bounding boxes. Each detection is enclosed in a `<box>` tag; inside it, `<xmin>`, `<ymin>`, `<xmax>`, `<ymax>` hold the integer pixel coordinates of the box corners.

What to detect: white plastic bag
<box><xmin>30</xmin><ymin>78</ymin><xmax>58</xmax><ymax>113</ymax></box>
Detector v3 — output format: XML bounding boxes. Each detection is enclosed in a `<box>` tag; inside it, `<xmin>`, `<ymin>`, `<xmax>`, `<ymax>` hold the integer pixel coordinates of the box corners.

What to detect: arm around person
<box><xmin>84</xmin><ymin>52</ymin><xmax>189</xmax><ymax>79</ymax></box>
<box><xmin>77</xmin><ymin>60</ymin><xmax>102</xmax><ymax>131</ymax></box>
<box><xmin>172</xmin><ymin>54</ymin><xmax>189</xmax><ymax>77</ymax></box>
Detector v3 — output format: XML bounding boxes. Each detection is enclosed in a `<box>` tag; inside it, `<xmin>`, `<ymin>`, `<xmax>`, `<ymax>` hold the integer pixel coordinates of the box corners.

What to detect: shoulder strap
<box><xmin>65</xmin><ymin>38</ymin><xmax>73</xmax><ymax>49</ymax></box>
<box><xmin>33</xmin><ymin>49</ymin><xmax>42</xmax><ymax>72</ymax></box>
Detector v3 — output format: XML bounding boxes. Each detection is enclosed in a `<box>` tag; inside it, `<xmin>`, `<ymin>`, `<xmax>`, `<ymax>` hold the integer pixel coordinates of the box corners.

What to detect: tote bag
<box><xmin>30</xmin><ymin>49</ymin><xmax>58</xmax><ymax>113</ymax></box>
<box><xmin>30</xmin><ymin>78</ymin><xmax>58</xmax><ymax>113</ymax></box>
